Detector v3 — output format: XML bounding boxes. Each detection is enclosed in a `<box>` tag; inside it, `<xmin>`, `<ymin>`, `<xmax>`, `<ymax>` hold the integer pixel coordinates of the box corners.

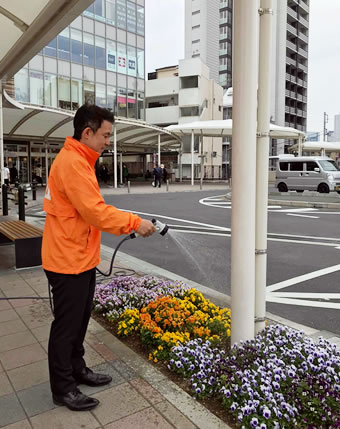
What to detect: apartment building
<box><xmin>146</xmin><ymin>58</ymin><xmax>223</xmax><ymax>179</ymax></box>
<box><xmin>185</xmin><ymin>0</ymin><xmax>310</xmax><ymax>157</ymax></box>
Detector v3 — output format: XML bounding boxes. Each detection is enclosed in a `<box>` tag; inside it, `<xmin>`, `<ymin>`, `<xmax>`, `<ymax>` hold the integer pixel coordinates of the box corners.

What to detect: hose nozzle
<box><xmin>152</xmin><ymin>218</ymin><xmax>169</xmax><ymax>236</ymax></box>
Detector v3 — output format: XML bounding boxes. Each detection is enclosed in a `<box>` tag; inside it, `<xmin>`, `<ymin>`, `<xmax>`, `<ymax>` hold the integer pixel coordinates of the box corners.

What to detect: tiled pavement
<box><xmin>0</xmin><ymin>244</ymin><xmax>231</xmax><ymax>429</ymax></box>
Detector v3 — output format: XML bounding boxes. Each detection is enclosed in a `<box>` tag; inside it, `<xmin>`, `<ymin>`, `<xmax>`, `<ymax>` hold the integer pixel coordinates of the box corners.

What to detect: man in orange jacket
<box><xmin>42</xmin><ymin>104</ymin><xmax>155</xmax><ymax>411</ymax></box>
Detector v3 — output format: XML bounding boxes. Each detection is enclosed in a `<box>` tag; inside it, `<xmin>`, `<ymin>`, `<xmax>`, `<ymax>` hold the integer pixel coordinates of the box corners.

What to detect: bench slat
<box><xmin>0</xmin><ymin>220</ymin><xmax>43</xmax><ymax>240</ymax></box>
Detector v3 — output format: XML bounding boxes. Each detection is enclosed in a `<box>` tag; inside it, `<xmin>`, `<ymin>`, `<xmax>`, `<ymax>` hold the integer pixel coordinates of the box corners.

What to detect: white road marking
<box><xmin>269</xmin><ymin>232</ymin><xmax>340</xmax><ymax>242</ymax></box>
<box><xmin>286</xmin><ymin>213</ymin><xmax>319</xmax><ymax>219</ymax></box>
<box><xmin>274</xmin><ymin>208</ymin><xmax>318</xmax><ymax>213</ymax></box>
<box><xmin>267</xmin><ymin>263</ymin><xmax>340</xmax><ymax>292</ymax></box>
<box><xmin>266</xmin><ymin>296</ymin><xmax>340</xmax><ymax>309</ymax></box>
<box><xmin>118</xmin><ymin>208</ymin><xmax>230</xmax><ymax>231</ymax></box>
<box><xmin>268</xmin><ymin>292</ymin><xmax>340</xmax><ymax>299</ymax></box>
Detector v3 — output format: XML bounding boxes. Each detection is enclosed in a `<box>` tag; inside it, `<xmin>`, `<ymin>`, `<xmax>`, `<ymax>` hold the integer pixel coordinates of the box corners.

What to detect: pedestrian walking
<box><xmin>153</xmin><ymin>163</ymin><xmax>162</xmax><ymax>188</ymax></box>
<box><xmin>42</xmin><ymin>104</ymin><xmax>155</xmax><ymax>412</ymax></box>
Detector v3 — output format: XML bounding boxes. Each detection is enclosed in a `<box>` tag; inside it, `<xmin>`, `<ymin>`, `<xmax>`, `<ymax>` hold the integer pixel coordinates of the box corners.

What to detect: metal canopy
<box><xmin>167</xmin><ymin>119</ymin><xmax>305</xmax><ymax>140</ymax></box>
<box><xmin>289</xmin><ymin>140</ymin><xmax>340</xmax><ymax>152</ymax></box>
<box><xmin>3</xmin><ymin>93</ymin><xmax>181</xmax><ymax>152</ymax></box>
<box><xmin>0</xmin><ymin>0</ymin><xmax>94</xmax><ymax>82</ymax></box>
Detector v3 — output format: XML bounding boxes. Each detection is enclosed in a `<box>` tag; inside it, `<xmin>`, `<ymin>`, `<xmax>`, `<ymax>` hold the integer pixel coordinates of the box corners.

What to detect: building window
<box><xmin>106</xmin><ymin>0</ymin><xmax>116</xmax><ymax>26</ymax></box>
<box><xmin>127</xmin><ymin>90</ymin><xmax>136</xmax><ymax>118</ymax></box>
<box><xmin>44</xmin><ymin>74</ymin><xmax>57</xmax><ymax>107</ymax></box>
<box><xmin>117</xmin><ymin>43</ymin><xmax>127</xmax><ymax>74</ymax></box>
<box><xmin>138</xmin><ymin>92</ymin><xmax>144</xmax><ymax>120</ymax></box>
<box><xmin>127</xmin><ymin>1</ymin><xmax>136</xmax><ymax>32</ymax></box>
<box><xmin>14</xmin><ymin>69</ymin><xmax>29</xmax><ymax>102</ymax></box>
<box><xmin>96</xmin><ymin>83</ymin><xmax>106</xmax><ymax>107</ymax></box>
<box><xmin>30</xmin><ymin>71</ymin><xmax>44</xmax><ymax>105</ymax></box>
<box><xmin>127</xmin><ymin>46</ymin><xmax>137</xmax><ymax>77</ymax></box>
<box><xmin>58</xmin><ymin>28</ymin><xmax>70</xmax><ymax>61</ymax></box>
<box><xmin>71</xmin><ymin>79</ymin><xmax>82</xmax><ymax>110</ymax></box>
<box><xmin>137</xmin><ymin>48</ymin><xmax>144</xmax><ymax>78</ymax></box>
<box><xmin>180</xmin><ymin>106</ymin><xmax>199</xmax><ymax>117</ymax></box>
<box><xmin>83</xmin><ymin>33</ymin><xmax>95</xmax><ymax>66</ymax></box>
<box><xmin>95</xmin><ymin>36</ymin><xmax>106</xmax><ymax>69</ymax></box>
<box><xmin>106</xmin><ymin>40</ymin><xmax>117</xmax><ymax>72</ymax></box>
<box><xmin>84</xmin><ymin>81</ymin><xmax>95</xmax><ymax>104</ymax></box>
<box><xmin>117</xmin><ymin>0</ymin><xmax>127</xmax><ymax>30</ymax></box>
<box><xmin>71</xmin><ymin>29</ymin><xmax>82</xmax><ymax>63</ymax></box>
<box><xmin>107</xmin><ymin>85</ymin><xmax>116</xmax><ymax>112</ymax></box>
<box><xmin>137</xmin><ymin>5</ymin><xmax>144</xmax><ymax>35</ymax></box>
<box><xmin>45</xmin><ymin>38</ymin><xmax>57</xmax><ymax>57</ymax></box>
<box><xmin>58</xmin><ymin>76</ymin><xmax>71</xmax><ymax>109</ymax></box>
<box><xmin>118</xmin><ymin>87</ymin><xmax>127</xmax><ymax>116</ymax></box>
<box><xmin>180</xmin><ymin>75</ymin><xmax>198</xmax><ymax>89</ymax></box>
<box><xmin>192</xmin><ymin>10</ymin><xmax>200</xmax><ymax>15</ymax></box>
<box><xmin>192</xmin><ymin>24</ymin><xmax>200</xmax><ymax>30</ymax></box>
<box><xmin>94</xmin><ymin>0</ymin><xmax>105</xmax><ymax>22</ymax></box>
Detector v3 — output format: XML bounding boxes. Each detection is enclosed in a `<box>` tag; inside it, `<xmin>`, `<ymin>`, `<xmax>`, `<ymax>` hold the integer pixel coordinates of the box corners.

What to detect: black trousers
<box><xmin>45</xmin><ymin>268</ymin><xmax>96</xmax><ymax>395</ymax></box>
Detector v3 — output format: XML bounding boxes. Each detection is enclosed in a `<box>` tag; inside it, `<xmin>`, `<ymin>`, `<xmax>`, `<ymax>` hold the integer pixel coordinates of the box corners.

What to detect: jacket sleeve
<box><xmin>61</xmin><ymin>157</ymin><xmax>141</xmax><ymax>235</ymax></box>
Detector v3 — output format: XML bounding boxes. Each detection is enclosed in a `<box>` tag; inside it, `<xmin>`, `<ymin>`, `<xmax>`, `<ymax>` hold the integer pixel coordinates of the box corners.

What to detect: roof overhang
<box><xmin>2</xmin><ymin>93</ymin><xmax>181</xmax><ymax>153</ymax></box>
<box><xmin>0</xmin><ymin>0</ymin><xmax>94</xmax><ymax>82</ymax></box>
<box><xmin>167</xmin><ymin>119</ymin><xmax>305</xmax><ymax>140</ymax></box>
<box><xmin>289</xmin><ymin>141</ymin><xmax>340</xmax><ymax>152</ymax></box>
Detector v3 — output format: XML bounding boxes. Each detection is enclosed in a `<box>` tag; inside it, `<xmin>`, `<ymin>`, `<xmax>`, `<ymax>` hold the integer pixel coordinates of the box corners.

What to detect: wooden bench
<box><xmin>0</xmin><ymin>220</ymin><xmax>43</xmax><ymax>269</ymax></box>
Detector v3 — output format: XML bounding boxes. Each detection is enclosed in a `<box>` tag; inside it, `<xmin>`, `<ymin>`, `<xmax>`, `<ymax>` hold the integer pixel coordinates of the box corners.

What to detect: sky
<box><xmin>145</xmin><ymin>0</ymin><xmax>340</xmax><ymax>135</ymax></box>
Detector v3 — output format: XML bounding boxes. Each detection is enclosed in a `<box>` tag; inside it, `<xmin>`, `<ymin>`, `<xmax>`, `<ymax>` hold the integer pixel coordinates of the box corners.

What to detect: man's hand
<box><xmin>136</xmin><ymin>219</ymin><xmax>156</xmax><ymax>237</ymax></box>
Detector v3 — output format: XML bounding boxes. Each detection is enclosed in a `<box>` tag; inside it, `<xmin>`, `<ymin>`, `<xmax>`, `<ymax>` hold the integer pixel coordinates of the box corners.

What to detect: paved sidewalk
<box><xmin>1</xmin><ymin>182</ymin><xmax>339</xmax><ymax>428</ymax></box>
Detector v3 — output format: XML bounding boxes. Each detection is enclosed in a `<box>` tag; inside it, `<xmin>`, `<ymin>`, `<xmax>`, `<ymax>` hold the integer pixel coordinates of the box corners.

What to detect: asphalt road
<box><xmin>101</xmin><ymin>190</ymin><xmax>340</xmax><ymax>335</ymax></box>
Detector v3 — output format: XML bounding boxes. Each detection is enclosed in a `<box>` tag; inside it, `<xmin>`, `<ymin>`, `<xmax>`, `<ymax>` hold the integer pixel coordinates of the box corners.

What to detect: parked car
<box><xmin>276</xmin><ymin>156</ymin><xmax>340</xmax><ymax>194</ymax></box>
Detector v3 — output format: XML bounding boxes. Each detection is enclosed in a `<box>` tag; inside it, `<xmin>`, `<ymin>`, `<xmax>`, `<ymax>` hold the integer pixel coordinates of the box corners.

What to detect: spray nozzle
<box><xmin>152</xmin><ymin>218</ymin><xmax>169</xmax><ymax>236</ymax></box>
<box><xmin>129</xmin><ymin>218</ymin><xmax>169</xmax><ymax>240</ymax></box>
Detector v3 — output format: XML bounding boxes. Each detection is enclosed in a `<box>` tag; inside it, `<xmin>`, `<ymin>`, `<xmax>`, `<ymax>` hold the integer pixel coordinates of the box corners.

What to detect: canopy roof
<box><xmin>167</xmin><ymin>119</ymin><xmax>305</xmax><ymax>140</ymax></box>
<box><xmin>289</xmin><ymin>141</ymin><xmax>340</xmax><ymax>152</ymax></box>
<box><xmin>3</xmin><ymin>93</ymin><xmax>181</xmax><ymax>152</ymax></box>
<box><xmin>0</xmin><ymin>0</ymin><xmax>93</xmax><ymax>81</ymax></box>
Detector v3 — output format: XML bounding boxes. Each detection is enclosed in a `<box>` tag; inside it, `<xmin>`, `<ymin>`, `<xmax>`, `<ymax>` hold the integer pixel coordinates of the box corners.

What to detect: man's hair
<box><xmin>73</xmin><ymin>104</ymin><xmax>114</xmax><ymax>141</ymax></box>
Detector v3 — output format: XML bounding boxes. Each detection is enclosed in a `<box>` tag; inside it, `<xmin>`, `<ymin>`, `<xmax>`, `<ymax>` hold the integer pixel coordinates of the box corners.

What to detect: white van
<box><xmin>276</xmin><ymin>156</ymin><xmax>340</xmax><ymax>194</ymax></box>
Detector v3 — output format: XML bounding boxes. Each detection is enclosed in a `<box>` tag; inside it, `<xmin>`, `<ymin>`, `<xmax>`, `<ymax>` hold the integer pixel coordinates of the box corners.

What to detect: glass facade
<box><xmin>13</xmin><ymin>0</ymin><xmax>145</xmax><ymax>118</ymax></box>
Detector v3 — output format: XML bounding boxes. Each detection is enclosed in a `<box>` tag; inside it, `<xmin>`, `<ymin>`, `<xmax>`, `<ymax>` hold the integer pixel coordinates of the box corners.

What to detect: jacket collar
<box><xmin>64</xmin><ymin>136</ymin><xmax>100</xmax><ymax>166</ymax></box>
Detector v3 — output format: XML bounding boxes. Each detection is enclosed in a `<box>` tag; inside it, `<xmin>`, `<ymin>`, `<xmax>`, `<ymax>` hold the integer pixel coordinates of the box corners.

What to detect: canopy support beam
<box><xmin>191</xmin><ymin>131</ymin><xmax>194</xmax><ymax>186</ymax></box>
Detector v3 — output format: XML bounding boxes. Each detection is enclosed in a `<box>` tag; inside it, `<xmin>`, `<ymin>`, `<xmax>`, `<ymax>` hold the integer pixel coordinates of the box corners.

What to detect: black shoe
<box><xmin>53</xmin><ymin>389</ymin><xmax>99</xmax><ymax>411</ymax></box>
<box><xmin>74</xmin><ymin>367</ymin><xmax>112</xmax><ymax>387</ymax></box>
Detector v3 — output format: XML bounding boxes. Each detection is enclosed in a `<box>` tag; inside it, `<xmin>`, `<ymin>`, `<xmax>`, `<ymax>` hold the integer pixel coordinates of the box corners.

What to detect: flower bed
<box><xmin>94</xmin><ymin>276</ymin><xmax>340</xmax><ymax>429</ymax></box>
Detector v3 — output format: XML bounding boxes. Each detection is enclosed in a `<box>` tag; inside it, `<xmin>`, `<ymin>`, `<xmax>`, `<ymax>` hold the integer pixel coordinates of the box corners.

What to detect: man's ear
<box><xmin>81</xmin><ymin>127</ymin><xmax>93</xmax><ymax>141</ymax></box>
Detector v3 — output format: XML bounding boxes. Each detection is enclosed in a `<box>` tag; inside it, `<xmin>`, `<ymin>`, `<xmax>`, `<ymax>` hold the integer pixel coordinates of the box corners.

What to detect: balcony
<box><xmin>287</xmin><ymin>6</ymin><xmax>298</xmax><ymax>20</ymax></box>
<box><xmin>219</xmin><ymin>33</ymin><xmax>228</xmax><ymax>40</ymax></box>
<box><xmin>179</xmin><ymin>88</ymin><xmax>201</xmax><ymax>106</ymax></box>
<box><xmin>299</xmin><ymin>15</ymin><xmax>309</xmax><ymax>28</ymax></box>
<box><xmin>297</xmin><ymin>46</ymin><xmax>308</xmax><ymax>59</ymax></box>
<box><xmin>287</xmin><ymin>23</ymin><xmax>297</xmax><ymax>36</ymax></box>
<box><xmin>298</xmin><ymin>32</ymin><xmax>308</xmax><ymax>44</ymax></box>
<box><xmin>146</xmin><ymin>77</ymin><xmax>179</xmax><ymax>98</ymax></box>
<box><xmin>145</xmin><ymin>105</ymin><xmax>179</xmax><ymax>125</ymax></box>
<box><xmin>299</xmin><ymin>1</ymin><xmax>309</xmax><ymax>13</ymax></box>
<box><xmin>297</xmin><ymin>78</ymin><xmax>307</xmax><ymax>88</ymax></box>
<box><xmin>219</xmin><ymin>49</ymin><xmax>228</xmax><ymax>56</ymax></box>
<box><xmin>287</xmin><ymin>40</ymin><xmax>297</xmax><ymax>52</ymax></box>
<box><xmin>219</xmin><ymin>64</ymin><xmax>228</xmax><ymax>71</ymax></box>
<box><xmin>298</xmin><ymin>63</ymin><xmax>308</xmax><ymax>72</ymax></box>
<box><xmin>286</xmin><ymin>56</ymin><xmax>296</xmax><ymax>66</ymax></box>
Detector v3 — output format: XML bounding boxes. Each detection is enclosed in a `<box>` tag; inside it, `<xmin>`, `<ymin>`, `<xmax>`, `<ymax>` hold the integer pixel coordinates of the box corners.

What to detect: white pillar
<box><xmin>158</xmin><ymin>134</ymin><xmax>161</xmax><ymax>165</ymax></box>
<box><xmin>113</xmin><ymin>123</ymin><xmax>117</xmax><ymax>188</ymax></box>
<box><xmin>45</xmin><ymin>142</ymin><xmax>49</xmax><ymax>185</ymax></box>
<box><xmin>191</xmin><ymin>131</ymin><xmax>194</xmax><ymax>186</ymax></box>
<box><xmin>200</xmin><ymin>136</ymin><xmax>204</xmax><ymax>189</ymax></box>
<box><xmin>298</xmin><ymin>134</ymin><xmax>302</xmax><ymax>156</ymax></box>
<box><xmin>0</xmin><ymin>82</ymin><xmax>4</xmax><ymax>186</ymax></box>
<box><xmin>120</xmin><ymin>151</ymin><xmax>123</xmax><ymax>185</ymax></box>
<box><xmin>231</xmin><ymin>0</ymin><xmax>258</xmax><ymax>344</ymax></box>
<box><xmin>179</xmin><ymin>144</ymin><xmax>183</xmax><ymax>183</ymax></box>
<box><xmin>255</xmin><ymin>0</ymin><xmax>273</xmax><ymax>334</ymax></box>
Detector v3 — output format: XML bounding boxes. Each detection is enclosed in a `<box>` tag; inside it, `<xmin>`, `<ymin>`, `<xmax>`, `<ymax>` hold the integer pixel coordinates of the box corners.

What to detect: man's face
<box><xmin>81</xmin><ymin>120</ymin><xmax>112</xmax><ymax>154</ymax></box>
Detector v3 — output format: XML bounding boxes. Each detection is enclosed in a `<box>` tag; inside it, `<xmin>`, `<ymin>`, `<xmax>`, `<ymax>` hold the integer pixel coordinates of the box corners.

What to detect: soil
<box><xmin>92</xmin><ymin>312</ymin><xmax>238</xmax><ymax>429</ymax></box>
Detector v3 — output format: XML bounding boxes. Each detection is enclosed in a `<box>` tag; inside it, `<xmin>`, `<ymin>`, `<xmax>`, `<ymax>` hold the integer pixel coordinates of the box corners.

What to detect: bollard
<box><xmin>32</xmin><ymin>180</ymin><xmax>37</xmax><ymax>201</ymax></box>
<box><xmin>2</xmin><ymin>184</ymin><xmax>8</xmax><ymax>216</ymax></box>
<box><xmin>166</xmin><ymin>179</ymin><xmax>169</xmax><ymax>192</ymax></box>
<box><xmin>127</xmin><ymin>180</ymin><xmax>130</xmax><ymax>193</ymax></box>
<box><xmin>18</xmin><ymin>186</ymin><xmax>25</xmax><ymax>221</ymax></box>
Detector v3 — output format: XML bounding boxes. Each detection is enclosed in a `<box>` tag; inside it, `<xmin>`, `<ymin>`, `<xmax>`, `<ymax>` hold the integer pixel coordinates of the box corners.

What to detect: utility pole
<box><xmin>323</xmin><ymin>112</ymin><xmax>328</xmax><ymax>141</ymax></box>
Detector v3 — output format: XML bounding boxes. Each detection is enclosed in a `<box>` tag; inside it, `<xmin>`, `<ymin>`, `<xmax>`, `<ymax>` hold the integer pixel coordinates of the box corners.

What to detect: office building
<box><xmin>4</xmin><ymin>0</ymin><xmax>145</xmax><ymax>182</ymax></box>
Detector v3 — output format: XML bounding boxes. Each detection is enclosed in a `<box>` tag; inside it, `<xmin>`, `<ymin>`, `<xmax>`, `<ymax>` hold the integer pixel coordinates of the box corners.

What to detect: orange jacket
<box><xmin>42</xmin><ymin>137</ymin><xmax>142</xmax><ymax>274</ymax></box>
